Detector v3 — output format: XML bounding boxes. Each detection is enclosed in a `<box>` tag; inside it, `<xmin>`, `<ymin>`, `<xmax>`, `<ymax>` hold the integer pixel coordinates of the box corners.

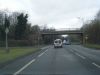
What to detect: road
<box><xmin>0</xmin><ymin>45</ymin><xmax>100</xmax><ymax>75</ymax></box>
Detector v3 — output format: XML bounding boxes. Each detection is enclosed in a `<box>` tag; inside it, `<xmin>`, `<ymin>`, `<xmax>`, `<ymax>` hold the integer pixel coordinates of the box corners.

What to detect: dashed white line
<box><xmin>75</xmin><ymin>53</ymin><xmax>86</xmax><ymax>59</ymax></box>
<box><xmin>13</xmin><ymin>59</ymin><xmax>36</xmax><ymax>75</ymax></box>
<box><xmin>92</xmin><ymin>62</ymin><xmax>100</xmax><ymax>69</ymax></box>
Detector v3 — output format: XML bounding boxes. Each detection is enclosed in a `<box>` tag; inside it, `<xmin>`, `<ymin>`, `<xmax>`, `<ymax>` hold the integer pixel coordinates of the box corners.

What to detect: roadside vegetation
<box><xmin>0</xmin><ymin>10</ymin><xmax>56</xmax><ymax>65</ymax></box>
<box><xmin>0</xmin><ymin>10</ymin><xmax>57</xmax><ymax>47</ymax></box>
<box><xmin>0</xmin><ymin>47</ymin><xmax>39</xmax><ymax>64</ymax></box>
<box><xmin>84</xmin><ymin>44</ymin><xmax>100</xmax><ymax>50</ymax></box>
<box><xmin>82</xmin><ymin>10</ymin><xmax>100</xmax><ymax>49</ymax></box>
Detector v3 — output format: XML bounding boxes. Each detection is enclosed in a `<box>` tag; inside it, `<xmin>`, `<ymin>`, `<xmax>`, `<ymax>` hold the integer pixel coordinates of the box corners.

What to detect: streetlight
<box><xmin>38</xmin><ymin>28</ymin><xmax>40</xmax><ymax>48</ymax></box>
<box><xmin>85</xmin><ymin>35</ymin><xmax>88</xmax><ymax>44</ymax></box>
<box><xmin>77</xmin><ymin>17</ymin><xmax>85</xmax><ymax>44</ymax></box>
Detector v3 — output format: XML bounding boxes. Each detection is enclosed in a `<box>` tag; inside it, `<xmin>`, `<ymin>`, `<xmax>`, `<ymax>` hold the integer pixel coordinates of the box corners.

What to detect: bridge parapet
<box><xmin>41</xmin><ymin>28</ymin><xmax>83</xmax><ymax>35</ymax></box>
<box><xmin>56</xmin><ymin>28</ymin><xmax>81</xmax><ymax>31</ymax></box>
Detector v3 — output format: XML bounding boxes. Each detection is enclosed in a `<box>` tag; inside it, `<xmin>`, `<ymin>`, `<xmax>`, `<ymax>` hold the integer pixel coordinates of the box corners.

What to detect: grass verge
<box><xmin>0</xmin><ymin>47</ymin><xmax>40</xmax><ymax>64</ymax></box>
<box><xmin>84</xmin><ymin>44</ymin><xmax>100</xmax><ymax>50</ymax></box>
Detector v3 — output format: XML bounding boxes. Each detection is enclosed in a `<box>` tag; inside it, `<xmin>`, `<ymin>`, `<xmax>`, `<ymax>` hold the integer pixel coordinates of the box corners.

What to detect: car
<box><xmin>54</xmin><ymin>39</ymin><xmax>63</xmax><ymax>48</ymax></box>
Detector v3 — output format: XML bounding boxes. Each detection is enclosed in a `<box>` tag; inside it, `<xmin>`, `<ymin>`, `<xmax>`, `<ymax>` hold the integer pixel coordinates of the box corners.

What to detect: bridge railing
<box><xmin>41</xmin><ymin>28</ymin><xmax>83</xmax><ymax>35</ymax></box>
<box><xmin>56</xmin><ymin>28</ymin><xmax>81</xmax><ymax>31</ymax></box>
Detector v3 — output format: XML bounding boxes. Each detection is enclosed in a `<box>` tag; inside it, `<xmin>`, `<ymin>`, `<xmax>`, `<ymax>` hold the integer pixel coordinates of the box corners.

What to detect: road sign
<box><xmin>5</xmin><ymin>28</ymin><xmax>9</xmax><ymax>53</ymax></box>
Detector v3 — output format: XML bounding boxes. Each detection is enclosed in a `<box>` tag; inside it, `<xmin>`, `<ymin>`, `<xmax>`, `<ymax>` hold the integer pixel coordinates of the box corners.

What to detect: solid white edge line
<box><xmin>14</xmin><ymin>48</ymin><xmax>49</xmax><ymax>75</ymax></box>
<box><xmin>38</xmin><ymin>49</ymin><xmax>48</xmax><ymax>57</ymax></box>
<box><xmin>70</xmin><ymin>50</ymin><xmax>74</xmax><ymax>52</ymax></box>
<box><xmin>92</xmin><ymin>62</ymin><xmax>100</xmax><ymax>69</ymax></box>
<box><xmin>38</xmin><ymin>52</ymin><xmax>44</xmax><ymax>57</ymax></box>
<box><xmin>13</xmin><ymin>59</ymin><xmax>36</xmax><ymax>75</ymax></box>
<box><xmin>45</xmin><ymin>49</ymin><xmax>48</xmax><ymax>52</ymax></box>
<box><xmin>75</xmin><ymin>53</ymin><xmax>86</xmax><ymax>59</ymax></box>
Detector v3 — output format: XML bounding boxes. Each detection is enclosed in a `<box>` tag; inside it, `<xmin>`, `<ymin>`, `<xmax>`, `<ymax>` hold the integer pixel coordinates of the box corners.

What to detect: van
<box><xmin>54</xmin><ymin>39</ymin><xmax>63</xmax><ymax>48</ymax></box>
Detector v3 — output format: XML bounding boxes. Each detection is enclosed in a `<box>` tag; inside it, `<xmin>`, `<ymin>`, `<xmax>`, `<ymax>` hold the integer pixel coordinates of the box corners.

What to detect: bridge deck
<box><xmin>41</xmin><ymin>30</ymin><xmax>83</xmax><ymax>35</ymax></box>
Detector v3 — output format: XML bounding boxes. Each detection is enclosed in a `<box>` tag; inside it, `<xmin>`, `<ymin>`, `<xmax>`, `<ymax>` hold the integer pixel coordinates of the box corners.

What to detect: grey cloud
<box><xmin>0</xmin><ymin>0</ymin><xmax>100</xmax><ymax>29</ymax></box>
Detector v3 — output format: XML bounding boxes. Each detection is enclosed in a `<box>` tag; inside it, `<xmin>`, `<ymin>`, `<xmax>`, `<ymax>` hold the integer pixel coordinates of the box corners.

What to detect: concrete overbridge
<box><xmin>41</xmin><ymin>28</ymin><xmax>83</xmax><ymax>35</ymax></box>
<box><xmin>41</xmin><ymin>28</ymin><xmax>84</xmax><ymax>44</ymax></box>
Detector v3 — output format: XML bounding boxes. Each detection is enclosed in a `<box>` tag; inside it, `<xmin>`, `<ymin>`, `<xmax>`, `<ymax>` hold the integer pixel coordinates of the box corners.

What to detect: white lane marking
<box><xmin>38</xmin><ymin>49</ymin><xmax>48</xmax><ymax>57</ymax></box>
<box><xmin>70</xmin><ymin>50</ymin><xmax>74</xmax><ymax>52</ymax></box>
<box><xmin>44</xmin><ymin>49</ymin><xmax>48</xmax><ymax>53</ymax></box>
<box><xmin>38</xmin><ymin>52</ymin><xmax>45</xmax><ymax>57</ymax></box>
<box><xmin>75</xmin><ymin>53</ymin><xmax>86</xmax><ymax>59</ymax></box>
<box><xmin>92</xmin><ymin>62</ymin><xmax>100</xmax><ymax>69</ymax></box>
<box><xmin>13</xmin><ymin>59</ymin><xmax>36</xmax><ymax>75</ymax></box>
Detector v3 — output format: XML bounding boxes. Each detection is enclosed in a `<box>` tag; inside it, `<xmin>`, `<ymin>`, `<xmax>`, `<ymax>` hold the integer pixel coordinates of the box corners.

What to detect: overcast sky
<box><xmin>0</xmin><ymin>0</ymin><xmax>100</xmax><ymax>29</ymax></box>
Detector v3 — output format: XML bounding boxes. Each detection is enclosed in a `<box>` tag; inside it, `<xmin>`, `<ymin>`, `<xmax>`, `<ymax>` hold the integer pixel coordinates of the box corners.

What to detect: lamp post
<box><xmin>85</xmin><ymin>35</ymin><xmax>88</xmax><ymax>44</ymax></box>
<box><xmin>38</xmin><ymin>28</ymin><xmax>40</xmax><ymax>48</ymax></box>
<box><xmin>77</xmin><ymin>17</ymin><xmax>85</xmax><ymax>44</ymax></box>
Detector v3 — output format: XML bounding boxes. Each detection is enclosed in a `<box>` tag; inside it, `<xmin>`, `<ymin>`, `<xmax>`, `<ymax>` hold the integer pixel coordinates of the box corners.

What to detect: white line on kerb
<box><xmin>75</xmin><ymin>53</ymin><xmax>86</xmax><ymax>59</ymax></box>
<box><xmin>92</xmin><ymin>62</ymin><xmax>100</xmax><ymax>69</ymax></box>
<box><xmin>13</xmin><ymin>59</ymin><xmax>36</xmax><ymax>75</ymax></box>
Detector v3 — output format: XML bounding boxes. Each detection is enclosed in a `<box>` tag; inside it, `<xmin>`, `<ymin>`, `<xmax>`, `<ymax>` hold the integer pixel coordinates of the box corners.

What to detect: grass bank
<box><xmin>84</xmin><ymin>44</ymin><xmax>100</xmax><ymax>50</ymax></box>
<box><xmin>0</xmin><ymin>47</ymin><xmax>40</xmax><ymax>64</ymax></box>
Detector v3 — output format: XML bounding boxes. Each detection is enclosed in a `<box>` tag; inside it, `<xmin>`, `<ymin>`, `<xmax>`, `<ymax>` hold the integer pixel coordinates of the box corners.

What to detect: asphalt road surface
<box><xmin>0</xmin><ymin>45</ymin><xmax>100</xmax><ymax>75</ymax></box>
